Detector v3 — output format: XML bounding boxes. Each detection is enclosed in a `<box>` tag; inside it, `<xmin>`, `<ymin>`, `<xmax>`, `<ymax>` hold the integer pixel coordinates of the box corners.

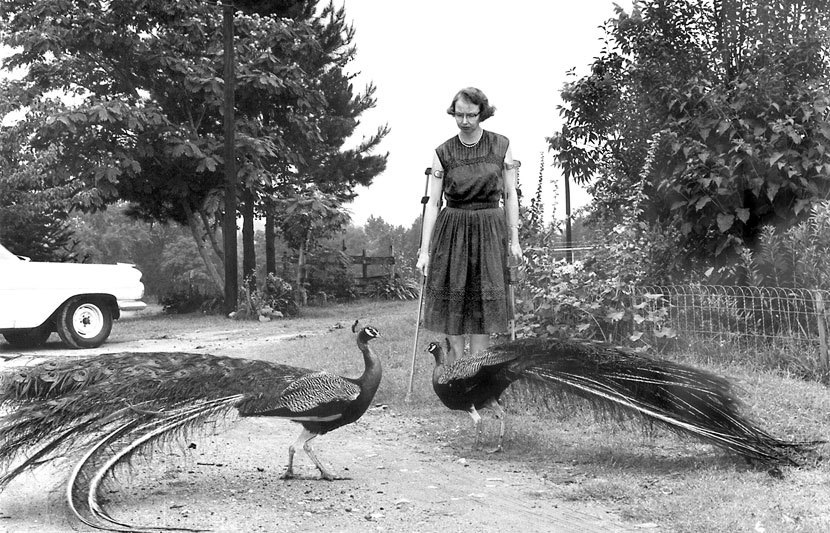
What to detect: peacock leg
<box><xmin>469</xmin><ymin>334</ymin><xmax>490</xmax><ymax>357</ymax></box>
<box><xmin>282</xmin><ymin>427</ymin><xmax>314</xmax><ymax>479</ymax></box>
<box><xmin>303</xmin><ymin>435</ymin><xmax>339</xmax><ymax>481</ymax></box>
<box><xmin>446</xmin><ymin>335</ymin><xmax>465</xmax><ymax>364</ymax></box>
<box><xmin>483</xmin><ymin>398</ymin><xmax>506</xmax><ymax>454</ymax></box>
<box><xmin>466</xmin><ymin>405</ymin><xmax>483</xmax><ymax>448</ymax></box>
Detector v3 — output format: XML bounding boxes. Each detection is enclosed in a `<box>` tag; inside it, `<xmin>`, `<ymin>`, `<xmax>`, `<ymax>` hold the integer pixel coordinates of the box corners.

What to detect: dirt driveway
<box><xmin>0</xmin><ymin>312</ymin><xmax>637</xmax><ymax>533</ymax></box>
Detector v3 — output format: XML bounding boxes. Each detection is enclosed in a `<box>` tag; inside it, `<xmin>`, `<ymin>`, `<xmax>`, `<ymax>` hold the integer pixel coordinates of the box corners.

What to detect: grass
<box><xmin>118</xmin><ymin>299</ymin><xmax>830</xmax><ymax>533</ymax></box>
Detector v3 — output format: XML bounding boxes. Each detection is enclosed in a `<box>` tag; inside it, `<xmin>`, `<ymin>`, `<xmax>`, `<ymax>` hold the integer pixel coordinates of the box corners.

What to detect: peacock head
<box><xmin>426</xmin><ymin>341</ymin><xmax>445</xmax><ymax>364</ymax></box>
<box><xmin>357</xmin><ymin>325</ymin><xmax>380</xmax><ymax>343</ymax></box>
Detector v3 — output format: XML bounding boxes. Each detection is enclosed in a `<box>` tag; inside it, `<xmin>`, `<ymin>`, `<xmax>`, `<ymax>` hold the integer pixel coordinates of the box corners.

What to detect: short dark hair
<box><xmin>446</xmin><ymin>87</ymin><xmax>496</xmax><ymax>121</ymax></box>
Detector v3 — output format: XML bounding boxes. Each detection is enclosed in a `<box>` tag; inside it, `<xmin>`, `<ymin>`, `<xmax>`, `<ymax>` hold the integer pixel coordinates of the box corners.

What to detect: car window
<box><xmin>0</xmin><ymin>243</ymin><xmax>21</xmax><ymax>261</ymax></box>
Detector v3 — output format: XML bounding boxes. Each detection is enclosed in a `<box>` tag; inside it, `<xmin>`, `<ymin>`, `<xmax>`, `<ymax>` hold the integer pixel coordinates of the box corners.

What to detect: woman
<box><xmin>416</xmin><ymin>87</ymin><xmax>522</xmax><ymax>364</ymax></box>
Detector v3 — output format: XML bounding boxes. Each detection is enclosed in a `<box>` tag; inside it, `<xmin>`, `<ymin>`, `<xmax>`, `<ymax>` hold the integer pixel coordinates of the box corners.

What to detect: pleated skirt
<box><xmin>423</xmin><ymin>206</ymin><xmax>510</xmax><ymax>335</ymax></box>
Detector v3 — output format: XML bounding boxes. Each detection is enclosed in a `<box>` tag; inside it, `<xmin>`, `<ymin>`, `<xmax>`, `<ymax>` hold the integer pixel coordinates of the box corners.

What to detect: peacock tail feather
<box><xmin>433</xmin><ymin>337</ymin><xmax>811</xmax><ymax>465</ymax></box>
<box><xmin>0</xmin><ymin>325</ymin><xmax>381</xmax><ymax>531</ymax></box>
<box><xmin>0</xmin><ymin>352</ymin><xmax>306</xmax><ymax>489</ymax></box>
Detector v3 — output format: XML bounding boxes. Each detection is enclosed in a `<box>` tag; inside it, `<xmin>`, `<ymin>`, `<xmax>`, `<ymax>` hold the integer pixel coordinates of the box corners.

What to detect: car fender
<box><xmin>7</xmin><ymin>294</ymin><xmax>120</xmax><ymax>331</ymax></box>
<box><xmin>0</xmin><ymin>262</ymin><xmax>144</xmax><ymax>330</ymax></box>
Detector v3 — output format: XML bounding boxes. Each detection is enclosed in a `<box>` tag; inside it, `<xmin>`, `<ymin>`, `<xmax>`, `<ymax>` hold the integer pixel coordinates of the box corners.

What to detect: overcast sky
<box><xmin>340</xmin><ymin>0</ymin><xmax>633</xmax><ymax>228</ymax></box>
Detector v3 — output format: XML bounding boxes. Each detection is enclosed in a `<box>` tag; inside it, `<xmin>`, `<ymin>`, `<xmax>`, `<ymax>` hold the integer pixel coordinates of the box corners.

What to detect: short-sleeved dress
<box><xmin>423</xmin><ymin>130</ymin><xmax>511</xmax><ymax>335</ymax></box>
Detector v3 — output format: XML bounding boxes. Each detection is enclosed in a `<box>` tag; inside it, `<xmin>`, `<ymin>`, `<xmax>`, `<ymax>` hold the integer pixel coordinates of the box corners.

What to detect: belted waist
<box><xmin>446</xmin><ymin>201</ymin><xmax>499</xmax><ymax>210</ymax></box>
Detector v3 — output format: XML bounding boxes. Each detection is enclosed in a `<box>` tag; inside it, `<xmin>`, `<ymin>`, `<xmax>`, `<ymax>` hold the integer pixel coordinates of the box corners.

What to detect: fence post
<box><xmin>362</xmin><ymin>249</ymin><xmax>368</xmax><ymax>280</ymax></box>
<box><xmin>630</xmin><ymin>283</ymin><xmax>637</xmax><ymax>342</ymax></box>
<box><xmin>813</xmin><ymin>290</ymin><xmax>830</xmax><ymax>370</ymax></box>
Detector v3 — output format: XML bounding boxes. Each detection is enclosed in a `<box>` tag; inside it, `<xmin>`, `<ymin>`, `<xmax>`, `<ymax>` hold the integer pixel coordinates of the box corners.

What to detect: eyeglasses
<box><xmin>453</xmin><ymin>112</ymin><xmax>480</xmax><ymax>121</ymax></box>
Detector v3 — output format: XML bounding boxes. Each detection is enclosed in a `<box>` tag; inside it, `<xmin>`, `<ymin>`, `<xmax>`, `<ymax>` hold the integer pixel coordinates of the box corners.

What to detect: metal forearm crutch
<box><xmin>507</xmin><ymin>160</ymin><xmax>521</xmax><ymax>341</ymax></box>
<box><xmin>405</xmin><ymin>166</ymin><xmax>433</xmax><ymax>401</ymax></box>
<box><xmin>508</xmin><ymin>268</ymin><xmax>517</xmax><ymax>341</ymax></box>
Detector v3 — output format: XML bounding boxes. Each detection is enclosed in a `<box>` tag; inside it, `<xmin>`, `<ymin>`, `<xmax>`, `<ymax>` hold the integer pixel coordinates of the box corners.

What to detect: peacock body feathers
<box><xmin>0</xmin><ymin>324</ymin><xmax>381</xmax><ymax>531</ymax></box>
<box><xmin>429</xmin><ymin>336</ymin><xmax>808</xmax><ymax>465</ymax></box>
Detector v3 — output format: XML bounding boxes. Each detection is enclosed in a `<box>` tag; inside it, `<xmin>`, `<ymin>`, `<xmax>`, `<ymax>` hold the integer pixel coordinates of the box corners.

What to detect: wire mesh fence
<box><xmin>633</xmin><ymin>284</ymin><xmax>830</xmax><ymax>368</ymax></box>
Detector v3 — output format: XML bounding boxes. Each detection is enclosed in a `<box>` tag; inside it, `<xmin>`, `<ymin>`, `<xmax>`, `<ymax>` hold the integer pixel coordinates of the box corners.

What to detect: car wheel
<box><xmin>3</xmin><ymin>325</ymin><xmax>52</xmax><ymax>349</ymax></box>
<box><xmin>57</xmin><ymin>298</ymin><xmax>113</xmax><ymax>349</ymax></box>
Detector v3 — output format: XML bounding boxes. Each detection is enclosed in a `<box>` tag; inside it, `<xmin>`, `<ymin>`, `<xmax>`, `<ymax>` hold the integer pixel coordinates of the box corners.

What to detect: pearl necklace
<box><xmin>459</xmin><ymin>132</ymin><xmax>482</xmax><ymax>148</ymax></box>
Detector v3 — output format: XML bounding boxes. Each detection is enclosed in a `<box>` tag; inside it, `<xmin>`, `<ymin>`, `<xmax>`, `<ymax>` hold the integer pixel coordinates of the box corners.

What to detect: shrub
<box><xmin>160</xmin><ymin>289</ymin><xmax>223</xmax><ymax>315</ymax></box>
<box><xmin>263</xmin><ymin>273</ymin><xmax>298</xmax><ymax>315</ymax></box>
<box><xmin>304</xmin><ymin>249</ymin><xmax>358</xmax><ymax>303</ymax></box>
<box><xmin>366</xmin><ymin>276</ymin><xmax>419</xmax><ymax>300</ymax></box>
<box><xmin>737</xmin><ymin>201</ymin><xmax>830</xmax><ymax>289</ymax></box>
<box><xmin>516</xmin><ymin>171</ymin><xmax>678</xmax><ymax>348</ymax></box>
<box><xmin>234</xmin><ymin>274</ymin><xmax>299</xmax><ymax>320</ymax></box>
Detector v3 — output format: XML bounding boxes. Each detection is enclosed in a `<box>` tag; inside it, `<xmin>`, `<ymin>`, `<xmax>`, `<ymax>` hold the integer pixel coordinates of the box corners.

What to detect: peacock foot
<box><xmin>318</xmin><ymin>469</ymin><xmax>350</xmax><ymax>481</ymax></box>
<box><xmin>486</xmin><ymin>444</ymin><xmax>503</xmax><ymax>454</ymax></box>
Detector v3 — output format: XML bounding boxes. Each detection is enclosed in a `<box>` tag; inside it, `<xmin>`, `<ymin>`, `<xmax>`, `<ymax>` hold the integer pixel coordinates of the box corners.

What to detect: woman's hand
<box><xmin>509</xmin><ymin>241</ymin><xmax>523</xmax><ymax>264</ymax></box>
<box><xmin>416</xmin><ymin>249</ymin><xmax>430</xmax><ymax>277</ymax></box>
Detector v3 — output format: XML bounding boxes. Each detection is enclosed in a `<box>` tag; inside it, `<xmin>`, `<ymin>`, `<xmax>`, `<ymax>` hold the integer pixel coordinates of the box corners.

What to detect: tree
<box><xmin>69</xmin><ymin>204</ymin><xmax>219</xmax><ymax>298</ymax></box>
<box><xmin>261</xmin><ymin>3</ymin><xmax>389</xmax><ymax>279</ymax></box>
<box><xmin>70</xmin><ymin>203</ymin><xmax>153</xmax><ymax>265</ymax></box>
<box><xmin>549</xmin><ymin>0</ymin><xmax>830</xmax><ymax>280</ymax></box>
<box><xmin>0</xmin><ymin>127</ymin><xmax>78</xmax><ymax>261</ymax></box>
<box><xmin>276</xmin><ymin>185</ymin><xmax>350</xmax><ymax>304</ymax></box>
<box><xmin>362</xmin><ymin>215</ymin><xmax>418</xmax><ymax>279</ymax></box>
<box><xmin>0</xmin><ymin>1</ymin><xmax>385</xmax><ymax>303</ymax></box>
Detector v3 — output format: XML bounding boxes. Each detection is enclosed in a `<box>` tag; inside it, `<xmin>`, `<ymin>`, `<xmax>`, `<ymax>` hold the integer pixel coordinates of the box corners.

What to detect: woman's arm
<box><xmin>415</xmin><ymin>151</ymin><xmax>444</xmax><ymax>277</ymax></box>
<box><xmin>503</xmin><ymin>145</ymin><xmax>522</xmax><ymax>262</ymax></box>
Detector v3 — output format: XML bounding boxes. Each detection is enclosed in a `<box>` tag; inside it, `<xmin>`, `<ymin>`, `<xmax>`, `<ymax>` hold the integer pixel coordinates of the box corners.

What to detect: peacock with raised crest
<box><xmin>0</xmin><ymin>322</ymin><xmax>381</xmax><ymax>531</ymax></box>
<box><xmin>428</xmin><ymin>337</ymin><xmax>808</xmax><ymax>463</ymax></box>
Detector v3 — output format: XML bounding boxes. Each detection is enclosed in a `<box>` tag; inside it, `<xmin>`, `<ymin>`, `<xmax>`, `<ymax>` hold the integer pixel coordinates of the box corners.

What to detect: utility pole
<box><xmin>564</xmin><ymin>172</ymin><xmax>573</xmax><ymax>264</ymax></box>
<box><xmin>222</xmin><ymin>3</ymin><xmax>238</xmax><ymax>313</ymax></box>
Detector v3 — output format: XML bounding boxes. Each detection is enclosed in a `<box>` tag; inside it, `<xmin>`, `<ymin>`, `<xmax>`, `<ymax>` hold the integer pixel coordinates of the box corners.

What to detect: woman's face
<box><xmin>453</xmin><ymin>97</ymin><xmax>482</xmax><ymax>133</ymax></box>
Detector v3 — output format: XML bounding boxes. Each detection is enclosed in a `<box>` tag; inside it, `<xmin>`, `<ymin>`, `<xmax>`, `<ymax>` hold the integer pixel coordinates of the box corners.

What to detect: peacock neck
<box><xmin>432</xmin><ymin>363</ymin><xmax>445</xmax><ymax>385</ymax></box>
<box><xmin>357</xmin><ymin>342</ymin><xmax>381</xmax><ymax>391</ymax></box>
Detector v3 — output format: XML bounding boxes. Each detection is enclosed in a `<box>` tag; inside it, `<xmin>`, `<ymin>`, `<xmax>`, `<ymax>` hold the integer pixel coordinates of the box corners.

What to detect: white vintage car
<box><xmin>0</xmin><ymin>242</ymin><xmax>146</xmax><ymax>349</ymax></box>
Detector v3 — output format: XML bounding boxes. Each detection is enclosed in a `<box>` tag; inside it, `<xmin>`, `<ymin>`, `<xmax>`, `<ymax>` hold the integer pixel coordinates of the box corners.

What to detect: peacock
<box><xmin>427</xmin><ymin>337</ymin><xmax>807</xmax><ymax>463</ymax></box>
<box><xmin>0</xmin><ymin>323</ymin><xmax>381</xmax><ymax>532</ymax></box>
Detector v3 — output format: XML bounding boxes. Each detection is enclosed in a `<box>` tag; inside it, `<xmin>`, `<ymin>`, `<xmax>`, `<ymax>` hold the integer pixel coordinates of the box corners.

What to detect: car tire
<box><xmin>57</xmin><ymin>297</ymin><xmax>113</xmax><ymax>349</ymax></box>
<box><xmin>3</xmin><ymin>325</ymin><xmax>52</xmax><ymax>349</ymax></box>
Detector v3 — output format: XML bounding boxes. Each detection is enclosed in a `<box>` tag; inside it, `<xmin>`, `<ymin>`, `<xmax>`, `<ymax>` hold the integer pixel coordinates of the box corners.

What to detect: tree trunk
<box><xmin>222</xmin><ymin>4</ymin><xmax>238</xmax><ymax>314</ymax></box>
<box><xmin>183</xmin><ymin>201</ymin><xmax>225</xmax><ymax>294</ymax></box>
<box><xmin>242</xmin><ymin>189</ymin><xmax>256</xmax><ymax>290</ymax></box>
<box><xmin>200</xmin><ymin>208</ymin><xmax>224</xmax><ymax>261</ymax></box>
<box><xmin>295</xmin><ymin>238</ymin><xmax>307</xmax><ymax>307</ymax></box>
<box><xmin>265</xmin><ymin>207</ymin><xmax>276</xmax><ymax>276</ymax></box>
